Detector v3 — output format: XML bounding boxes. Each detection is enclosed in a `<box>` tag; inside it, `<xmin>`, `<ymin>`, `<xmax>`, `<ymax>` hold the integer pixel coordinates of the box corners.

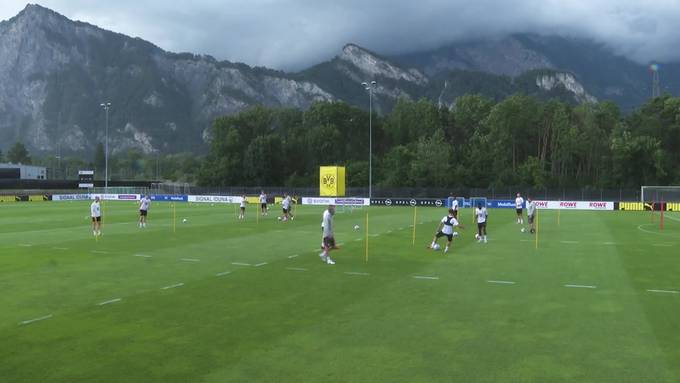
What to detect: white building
<box><xmin>0</xmin><ymin>163</ymin><xmax>47</xmax><ymax>180</ymax></box>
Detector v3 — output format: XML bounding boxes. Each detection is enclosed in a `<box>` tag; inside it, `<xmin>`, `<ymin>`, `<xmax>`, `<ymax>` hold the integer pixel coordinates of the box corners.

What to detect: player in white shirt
<box><xmin>451</xmin><ymin>199</ymin><xmax>458</xmax><ymax>219</ymax></box>
<box><xmin>239</xmin><ymin>195</ymin><xmax>247</xmax><ymax>220</ymax></box>
<box><xmin>259</xmin><ymin>191</ymin><xmax>268</xmax><ymax>216</ymax></box>
<box><xmin>475</xmin><ymin>203</ymin><xmax>489</xmax><ymax>243</ymax></box>
<box><xmin>429</xmin><ymin>208</ymin><xmax>463</xmax><ymax>253</ymax></box>
<box><xmin>320</xmin><ymin>205</ymin><xmax>337</xmax><ymax>264</ymax></box>
<box><xmin>281</xmin><ymin>194</ymin><xmax>292</xmax><ymax>221</ymax></box>
<box><xmin>526</xmin><ymin>197</ymin><xmax>536</xmax><ymax>234</ymax></box>
<box><xmin>138</xmin><ymin>194</ymin><xmax>150</xmax><ymax>228</ymax></box>
<box><xmin>515</xmin><ymin>193</ymin><xmax>525</xmax><ymax>224</ymax></box>
<box><xmin>91</xmin><ymin>196</ymin><xmax>102</xmax><ymax>236</ymax></box>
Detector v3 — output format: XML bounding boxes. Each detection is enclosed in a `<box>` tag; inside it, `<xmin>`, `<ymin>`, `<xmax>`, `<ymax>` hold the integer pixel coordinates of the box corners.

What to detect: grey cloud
<box><xmin>2</xmin><ymin>0</ymin><xmax>680</xmax><ymax>70</ymax></box>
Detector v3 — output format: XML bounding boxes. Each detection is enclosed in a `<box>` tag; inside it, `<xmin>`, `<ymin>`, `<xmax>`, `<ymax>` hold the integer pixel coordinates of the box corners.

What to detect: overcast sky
<box><xmin>1</xmin><ymin>1</ymin><xmax>679</xmax><ymax>71</ymax></box>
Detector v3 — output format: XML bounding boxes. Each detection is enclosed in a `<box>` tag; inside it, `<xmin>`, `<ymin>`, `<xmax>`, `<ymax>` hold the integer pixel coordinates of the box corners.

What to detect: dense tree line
<box><xmin>199</xmin><ymin>94</ymin><xmax>680</xmax><ymax>189</ymax></box>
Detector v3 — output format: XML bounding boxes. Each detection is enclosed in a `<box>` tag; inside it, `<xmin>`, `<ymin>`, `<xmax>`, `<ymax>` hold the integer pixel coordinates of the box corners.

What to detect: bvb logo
<box><xmin>322</xmin><ymin>174</ymin><xmax>336</xmax><ymax>189</ymax></box>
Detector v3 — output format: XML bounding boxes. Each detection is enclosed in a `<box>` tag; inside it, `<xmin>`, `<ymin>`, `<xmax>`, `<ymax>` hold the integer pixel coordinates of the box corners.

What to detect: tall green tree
<box><xmin>7</xmin><ymin>142</ymin><xmax>31</xmax><ymax>164</ymax></box>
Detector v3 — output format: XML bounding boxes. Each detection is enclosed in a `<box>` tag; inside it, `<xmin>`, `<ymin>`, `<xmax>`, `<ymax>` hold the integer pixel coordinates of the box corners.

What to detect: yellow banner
<box><xmin>0</xmin><ymin>195</ymin><xmax>17</xmax><ymax>203</ymax></box>
<box><xmin>319</xmin><ymin>166</ymin><xmax>346</xmax><ymax>197</ymax></box>
<box><xmin>28</xmin><ymin>195</ymin><xmax>45</xmax><ymax>202</ymax></box>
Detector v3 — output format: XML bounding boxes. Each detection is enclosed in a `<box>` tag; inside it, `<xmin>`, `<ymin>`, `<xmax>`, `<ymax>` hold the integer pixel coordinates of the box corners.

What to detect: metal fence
<box><xmin>149</xmin><ymin>185</ymin><xmax>643</xmax><ymax>202</ymax></box>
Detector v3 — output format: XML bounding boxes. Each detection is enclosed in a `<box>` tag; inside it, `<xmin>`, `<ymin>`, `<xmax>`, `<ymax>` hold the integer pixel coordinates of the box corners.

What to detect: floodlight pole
<box><xmin>100</xmin><ymin>102</ymin><xmax>111</xmax><ymax>192</ymax></box>
<box><xmin>362</xmin><ymin>81</ymin><xmax>377</xmax><ymax>200</ymax></box>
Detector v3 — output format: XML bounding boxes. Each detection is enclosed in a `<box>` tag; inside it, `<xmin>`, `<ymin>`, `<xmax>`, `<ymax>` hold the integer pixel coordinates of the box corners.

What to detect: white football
<box><xmin>521</xmin><ymin>227</ymin><xmax>526</xmax><ymax>233</ymax></box>
<box><xmin>277</xmin><ymin>216</ymin><xmax>282</xmax><ymax>221</ymax></box>
<box><xmin>353</xmin><ymin>225</ymin><xmax>360</xmax><ymax>230</ymax></box>
<box><xmin>182</xmin><ymin>218</ymin><xmax>187</xmax><ymax>223</ymax></box>
<box><xmin>475</xmin><ymin>234</ymin><xmax>480</xmax><ymax>240</ymax></box>
<box><xmin>432</xmin><ymin>243</ymin><xmax>441</xmax><ymax>250</ymax></box>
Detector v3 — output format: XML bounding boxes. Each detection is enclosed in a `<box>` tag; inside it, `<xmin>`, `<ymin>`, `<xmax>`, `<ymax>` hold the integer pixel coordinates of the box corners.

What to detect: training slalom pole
<box><xmin>535</xmin><ymin>211</ymin><xmax>539</xmax><ymax>250</ymax></box>
<box><xmin>660</xmin><ymin>201</ymin><xmax>665</xmax><ymax>231</ymax></box>
<box><xmin>365</xmin><ymin>211</ymin><xmax>369</xmax><ymax>263</ymax></box>
<box><xmin>412</xmin><ymin>206</ymin><xmax>417</xmax><ymax>246</ymax></box>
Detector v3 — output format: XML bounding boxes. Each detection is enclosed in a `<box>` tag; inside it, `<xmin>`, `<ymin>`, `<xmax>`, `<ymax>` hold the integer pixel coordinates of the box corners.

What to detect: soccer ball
<box><xmin>182</xmin><ymin>218</ymin><xmax>187</xmax><ymax>223</ymax></box>
<box><xmin>432</xmin><ymin>243</ymin><xmax>441</xmax><ymax>250</ymax></box>
<box><xmin>277</xmin><ymin>216</ymin><xmax>282</xmax><ymax>221</ymax></box>
<box><xmin>353</xmin><ymin>225</ymin><xmax>360</xmax><ymax>231</ymax></box>
<box><xmin>521</xmin><ymin>227</ymin><xmax>526</xmax><ymax>233</ymax></box>
<box><xmin>474</xmin><ymin>234</ymin><xmax>480</xmax><ymax>240</ymax></box>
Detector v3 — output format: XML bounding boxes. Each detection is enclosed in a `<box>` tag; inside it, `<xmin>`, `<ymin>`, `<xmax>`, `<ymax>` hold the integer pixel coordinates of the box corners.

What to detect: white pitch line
<box><xmin>413</xmin><ymin>276</ymin><xmax>439</xmax><ymax>280</ymax></box>
<box><xmin>564</xmin><ymin>284</ymin><xmax>596</xmax><ymax>289</ymax></box>
<box><xmin>354</xmin><ymin>238</ymin><xmax>362</xmax><ymax>242</ymax></box>
<box><xmin>288</xmin><ymin>254</ymin><xmax>299</xmax><ymax>259</ymax></box>
<box><xmin>97</xmin><ymin>298</ymin><xmax>122</xmax><ymax>306</ymax></box>
<box><xmin>603</xmin><ymin>242</ymin><xmax>617</xmax><ymax>245</ymax></box>
<box><xmin>647</xmin><ymin>289</ymin><xmax>679</xmax><ymax>294</ymax></box>
<box><xmin>487</xmin><ymin>280</ymin><xmax>516</xmax><ymax>285</ymax></box>
<box><xmin>133</xmin><ymin>254</ymin><xmax>152</xmax><ymax>258</ymax></box>
<box><xmin>560</xmin><ymin>240</ymin><xmax>580</xmax><ymax>244</ymax></box>
<box><xmin>19</xmin><ymin>314</ymin><xmax>53</xmax><ymax>326</ymax></box>
<box><xmin>180</xmin><ymin>258</ymin><xmax>201</xmax><ymax>262</ymax></box>
<box><xmin>286</xmin><ymin>267</ymin><xmax>308</xmax><ymax>272</ymax></box>
<box><xmin>520</xmin><ymin>239</ymin><xmax>533</xmax><ymax>242</ymax></box>
<box><xmin>161</xmin><ymin>283</ymin><xmax>184</xmax><ymax>290</ymax></box>
<box><xmin>369</xmin><ymin>234</ymin><xmax>380</xmax><ymax>237</ymax></box>
<box><xmin>216</xmin><ymin>271</ymin><xmax>231</xmax><ymax>277</ymax></box>
<box><xmin>52</xmin><ymin>247</ymin><xmax>69</xmax><ymax>250</ymax></box>
<box><xmin>652</xmin><ymin>244</ymin><xmax>673</xmax><ymax>247</ymax></box>
<box><xmin>231</xmin><ymin>262</ymin><xmax>252</xmax><ymax>266</ymax></box>
<box><xmin>91</xmin><ymin>250</ymin><xmax>109</xmax><ymax>254</ymax></box>
<box><xmin>18</xmin><ymin>244</ymin><xmax>33</xmax><ymax>247</ymax></box>
<box><xmin>344</xmin><ymin>272</ymin><xmax>370</xmax><ymax>276</ymax></box>
<box><xmin>254</xmin><ymin>262</ymin><xmax>268</xmax><ymax>267</ymax></box>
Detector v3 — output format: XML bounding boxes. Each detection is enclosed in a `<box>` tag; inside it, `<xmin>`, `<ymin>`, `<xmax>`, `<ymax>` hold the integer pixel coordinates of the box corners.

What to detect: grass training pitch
<box><xmin>1</xmin><ymin>201</ymin><xmax>679</xmax><ymax>382</ymax></box>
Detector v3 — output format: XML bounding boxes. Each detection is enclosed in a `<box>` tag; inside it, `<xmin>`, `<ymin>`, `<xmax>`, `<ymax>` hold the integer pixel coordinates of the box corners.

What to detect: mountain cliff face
<box><xmin>1</xmin><ymin>4</ymin><xmax>669</xmax><ymax>156</ymax></box>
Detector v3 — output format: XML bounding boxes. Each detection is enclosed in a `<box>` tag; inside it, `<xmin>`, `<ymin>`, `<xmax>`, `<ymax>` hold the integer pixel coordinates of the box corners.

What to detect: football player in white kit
<box><xmin>429</xmin><ymin>208</ymin><xmax>463</xmax><ymax>253</ymax></box>
<box><xmin>239</xmin><ymin>195</ymin><xmax>247</xmax><ymax>220</ymax></box>
<box><xmin>476</xmin><ymin>202</ymin><xmax>489</xmax><ymax>243</ymax></box>
<box><xmin>515</xmin><ymin>193</ymin><xmax>524</xmax><ymax>224</ymax></box>
<box><xmin>259</xmin><ymin>191</ymin><xmax>268</xmax><ymax>216</ymax></box>
<box><xmin>138</xmin><ymin>194</ymin><xmax>150</xmax><ymax>228</ymax></box>
<box><xmin>91</xmin><ymin>196</ymin><xmax>102</xmax><ymax>236</ymax></box>
<box><xmin>320</xmin><ymin>205</ymin><xmax>336</xmax><ymax>264</ymax></box>
<box><xmin>526</xmin><ymin>197</ymin><xmax>537</xmax><ymax>234</ymax></box>
<box><xmin>281</xmin><ymin>194</ymin><xmax>292</xmax><ymax>221</ymax></box>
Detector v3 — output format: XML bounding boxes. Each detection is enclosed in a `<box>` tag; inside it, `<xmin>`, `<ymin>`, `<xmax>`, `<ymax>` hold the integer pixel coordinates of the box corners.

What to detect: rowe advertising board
<box><xmin>534</xmin><ymin>201</ymin><xmax>614</xmax><ymax>210</ymax></box>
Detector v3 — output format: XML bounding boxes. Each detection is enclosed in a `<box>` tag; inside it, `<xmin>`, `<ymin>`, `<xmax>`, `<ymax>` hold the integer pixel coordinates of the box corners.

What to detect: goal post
<box><xmin>641</xmin><ymin>186</ymin><xmax>680</xmax><ymax>203</ymax></box>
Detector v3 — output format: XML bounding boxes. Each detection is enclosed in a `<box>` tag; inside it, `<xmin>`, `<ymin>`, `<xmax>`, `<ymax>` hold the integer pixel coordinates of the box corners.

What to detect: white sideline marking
<box><xmin>345</xmin><ymin>272</ymin><xmax>370</xmax><ymax>276</ymax></box>
<box><xmin>286</xmin><ymin>267</ymin><xmax>308</xmax><ymax>272</ymax></box>
<box><xmin>19</xmin><ymin>314</ymin><xmax>53</xmax><ymax>326</ymax></box>
<box><xmin>647</xmin><ymin>289</ymin><xmax>679</xmax><ymax>294</ymax></box>
<box><xmin>254</xmin><ymin>262</ymin><xmax>268</xmax><ymax>267</ymax></box>
<box><xmin>18</xmin><ymin>244</ymin><xmax>33</xmax><ymax>247</ymax></box>
<box><xmin>288</xmin><ymin>254</ymin><xmax>299</xmax><ymax>259</ymax></box>
<box><xmin>91</xmin><ymin>250</ymin><xmax>109</xmax><ymax>254</ymax></box>
<box><xmin>488</xmin><ymin>280</ymin><xmax>515</xmax><ymax>285</ymax></box>
<box><xmin>216</xmin><ymin>271</ymin><xmax>231</xmax><ymax>277</ymax></box>
<box><xmin>413</xmin><ymin>276</ymin><xmax>439</xmax><ymax>280</ymax></box>
<box><xmin>180</xmin><ymin>258</ymin><xmax>200</xmax><ymax>262</ymax></box>
<box><xmin>133</xmin><ymin>254</ymin><xmax>152</xmax><ymax>258</ymax></box>
<box><xmin>97</xmin><ymin>298</ymin><xmax>122</xmax><ymax>306</ymax></box>
<box><xmin>52</xmin><ymin>247</ymin><xmax>69</xmax><ymax>250</ymax></box>
<box><xmin>560</xmin><ymin>240</ymin><xmax>579</xmax><ymax>244</ymax></box>
<box><xmin>231</xmin><ymin>262</ymin><xmax>251</xmax><ymax>266</ymax></box>
<box><xmin>564</xmin><ymin>284</ymin><xmax>596</xmax><ymax>289</ymax></box>
<box><xmin>161</xmin><ymin>283</ymin><xmax>184</xmax><ymax>290</ymax></box>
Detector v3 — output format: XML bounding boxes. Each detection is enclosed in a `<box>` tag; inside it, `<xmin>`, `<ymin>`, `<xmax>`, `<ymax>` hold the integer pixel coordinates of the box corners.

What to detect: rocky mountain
<box><xmin>0</xmin><ymin>5</ymin><xmax>673</xmax><ymax>156</ymax></box>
